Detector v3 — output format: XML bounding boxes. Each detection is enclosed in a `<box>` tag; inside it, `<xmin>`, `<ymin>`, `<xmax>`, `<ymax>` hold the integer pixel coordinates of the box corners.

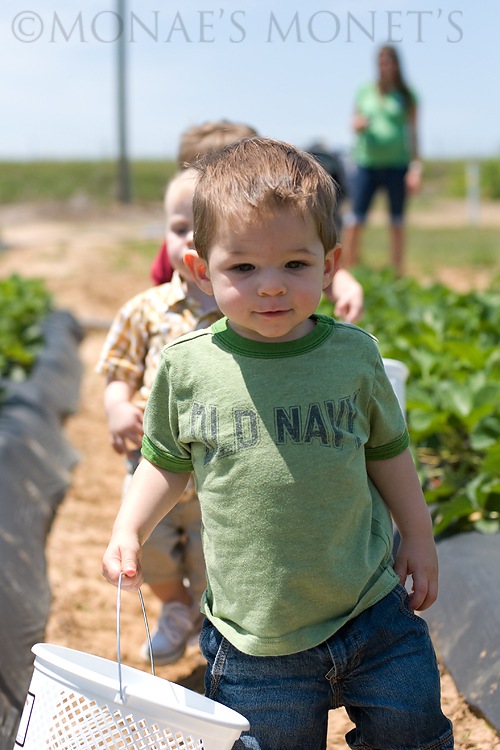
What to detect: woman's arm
<box><xmin>406</xmin><ymin>103</ymin><xmax>422</xmax><ymax>194</ymax></box>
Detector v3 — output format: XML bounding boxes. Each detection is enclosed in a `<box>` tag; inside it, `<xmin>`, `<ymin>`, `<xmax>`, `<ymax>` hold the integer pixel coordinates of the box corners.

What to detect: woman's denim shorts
<box><xmin>351</xmin><ymin>165</ymin><xmax>408</xmax><ymax>225</ymax></box>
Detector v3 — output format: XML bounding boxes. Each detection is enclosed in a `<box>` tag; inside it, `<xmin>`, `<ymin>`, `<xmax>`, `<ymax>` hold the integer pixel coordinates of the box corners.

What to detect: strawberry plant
<box><xmin>0</xmin><ymin>274</ymin><xmax>52</xmax><ymax>397</ymax></box>
<box><xmin>319</xmin><ymin>268</ymin><xmax>500</xmax><ymax>537</ymax></box>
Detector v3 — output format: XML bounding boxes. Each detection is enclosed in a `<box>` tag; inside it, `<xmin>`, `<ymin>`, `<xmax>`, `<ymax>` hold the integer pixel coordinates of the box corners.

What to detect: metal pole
<box><xmin>117</xmin><ymin>0</ymin><xmax>131</xmax><ymax>203</ymax></box>
<box><xmin>466</xmin><ymin>160</ymin><xmax>480</xmax><ymax>226</ymax></box>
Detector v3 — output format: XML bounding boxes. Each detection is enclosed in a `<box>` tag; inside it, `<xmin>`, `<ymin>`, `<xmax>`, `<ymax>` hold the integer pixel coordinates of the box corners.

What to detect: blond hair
<box><xmin>177</xmin><ymin>120</ymin><xmax>258</xmax><ymax>167</ymax></box>
<box><xmin>193</xmin><ymin>137</ymin><xmax>338</xmax><ymax>258</ymax></box>
<box><xmin>164</xmin><ymin>168</ymin><xmax>197</xmax><ymax>208</ymax></box>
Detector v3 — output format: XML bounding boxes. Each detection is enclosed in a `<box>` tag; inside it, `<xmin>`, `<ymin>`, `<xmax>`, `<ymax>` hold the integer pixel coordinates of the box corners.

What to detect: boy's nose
<box><xmin>258</xmin><ymin>270</ymin><xmax>286</xmax><ymax>296</ymax></box>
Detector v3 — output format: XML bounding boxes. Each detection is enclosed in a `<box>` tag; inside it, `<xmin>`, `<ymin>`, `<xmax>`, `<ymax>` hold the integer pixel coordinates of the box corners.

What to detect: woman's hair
<box><xmin>177</xmin><ymin>120</ymin><xmax>258</xmax><ymax>168</ymax></box>
<box><xmin>192</xmin><ymin>137</ymin><xmax>338</xmax><ymax>259</ymax></box>
<box><xmin>378</xmin><ymin>45</ymin><xmax>414</xmax><ymax>109</ymax></box>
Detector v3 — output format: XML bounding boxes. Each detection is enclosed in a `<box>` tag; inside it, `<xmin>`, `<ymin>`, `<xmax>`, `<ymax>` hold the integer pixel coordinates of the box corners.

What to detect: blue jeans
<box><xmin>200</xmin><ymin>585</ymin><xmax>454</xmax><ymax>750</ymax></box>
<box><xmin>351</xmin><ymin>165</ymin><xmax>408</xmax><ymax>225</ymax></box>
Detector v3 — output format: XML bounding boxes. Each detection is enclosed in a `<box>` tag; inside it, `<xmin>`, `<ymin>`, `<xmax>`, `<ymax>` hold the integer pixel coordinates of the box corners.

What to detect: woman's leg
<box><xmin>343</xmin><ymin>166</ymin><xmax>378</xmax><ymax>267</ymax></box>
<box><xmin>342</xmin><ymin>223</ymin><xmax>364</xmax><ymax>268</ymax></box>
<box><xmin>385</xmin><ymin>167</ymin><xmax>408</xmax><ymax>276</ymax></box>
<box><xmin>389</xmin><ymin>223</ymin><xmax>404</xmax><ymax>277</ymax></box>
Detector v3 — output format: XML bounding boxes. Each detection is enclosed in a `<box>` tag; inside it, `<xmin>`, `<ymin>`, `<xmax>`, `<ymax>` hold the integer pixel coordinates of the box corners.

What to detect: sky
<box><xmin>2</xmin><ymin>0</ymin><xmax>499</xmax><ymax>161</ymax></box>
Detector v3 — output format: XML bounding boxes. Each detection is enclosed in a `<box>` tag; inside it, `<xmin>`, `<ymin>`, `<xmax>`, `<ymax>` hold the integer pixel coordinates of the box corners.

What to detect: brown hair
<box><xmin>192</xmin><ymin>137</ymin><xmax>338</xmax><ymax>259</ymax></box>
<box><xmin>378</xmin><ymin>45</ymin><xmax>413</xmax><ymax>109</ymax></box>
<box><xmin>177</xmin><ymin>120</ymin><xmax>258</xmax><ymax>167</ymax></box>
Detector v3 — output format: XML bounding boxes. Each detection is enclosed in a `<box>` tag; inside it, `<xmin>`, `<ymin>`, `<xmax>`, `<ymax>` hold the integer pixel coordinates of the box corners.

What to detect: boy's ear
<box><xmin>322</xmin><ymin>244</ymin><xmax>342</xmax><ymax>290</ymax></box>
<box><xmin>183</xmin><ymin>249</ymin><xmax>214</xmax><ymax>295</ymax></box>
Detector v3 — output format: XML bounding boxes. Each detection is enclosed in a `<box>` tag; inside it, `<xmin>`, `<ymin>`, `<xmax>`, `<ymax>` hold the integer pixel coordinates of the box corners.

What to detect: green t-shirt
<box><xmin>142</xmin><ymin>315</ymin><xmax>409</xmax><ymax>656</ymax></box>
<box><xmin>353</xmin><ymin>82</ymin><xmax>416</xmax><ymax>168</ymax></box>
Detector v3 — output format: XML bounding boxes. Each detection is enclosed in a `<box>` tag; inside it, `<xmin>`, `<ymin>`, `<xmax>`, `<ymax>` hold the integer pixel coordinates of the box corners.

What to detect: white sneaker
<box><xmin>141</xmin><ymin>601</ymin><xmax>195</xmax><ymax>666</ymax></box>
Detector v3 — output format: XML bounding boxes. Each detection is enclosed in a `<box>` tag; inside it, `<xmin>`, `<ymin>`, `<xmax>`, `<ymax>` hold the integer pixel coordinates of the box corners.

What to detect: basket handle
<box><xmin>117</xmin><ymin>573</ymin><xmax>155</xmax><ymax>702</ymax></box>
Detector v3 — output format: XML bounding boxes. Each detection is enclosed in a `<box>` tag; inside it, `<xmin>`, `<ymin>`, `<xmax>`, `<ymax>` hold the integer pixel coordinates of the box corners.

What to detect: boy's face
<box><xmin>186</xmin><ymin>208</ymin><xmax>339</xmax><ymax>343</ymax></box>
<box><xmin>164</xmin><ymin>175</ymin><xmax>196</xmax><ymax>280</ymax></box>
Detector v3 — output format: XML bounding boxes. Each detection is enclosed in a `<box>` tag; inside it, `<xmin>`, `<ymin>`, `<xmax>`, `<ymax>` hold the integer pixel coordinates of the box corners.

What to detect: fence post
<box><xmin>466</xmin><ymin>160</ymin><xmax>480</xmax><ymax>225</ymax></box>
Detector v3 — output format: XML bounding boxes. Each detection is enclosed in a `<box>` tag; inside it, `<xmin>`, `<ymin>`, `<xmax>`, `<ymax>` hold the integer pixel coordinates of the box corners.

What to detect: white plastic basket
<box><xmin>382</xmin><ymin>357</ymin><xmax>409</xmax><ymax>412</ymax></box>
<box><xmin>14</xmin><ymin>577</ymin><xmax>249</xmax><ymax>750</ymax></box>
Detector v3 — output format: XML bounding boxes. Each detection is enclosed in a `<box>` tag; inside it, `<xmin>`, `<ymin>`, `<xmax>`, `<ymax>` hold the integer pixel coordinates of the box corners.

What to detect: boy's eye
<box><xmin>170</xmin><ymin>223</ymin><xmax>190</xmax><ymax>236</ymax></box>
<box><xmin>286</xmin><ymin>260</ymin><xmax>306</xmax><ymax>269</ymax></box>
<box><xmin>232</xmin><ymin>263</ymin><xmax>254</xmax><ymax>272</ymax></box>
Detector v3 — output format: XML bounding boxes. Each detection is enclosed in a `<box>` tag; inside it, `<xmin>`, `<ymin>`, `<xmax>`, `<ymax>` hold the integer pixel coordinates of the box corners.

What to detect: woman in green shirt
<box><xmin>343</xmin><ymin>45</ymin><xmax>422</xmax><ymax>276</ymax></box>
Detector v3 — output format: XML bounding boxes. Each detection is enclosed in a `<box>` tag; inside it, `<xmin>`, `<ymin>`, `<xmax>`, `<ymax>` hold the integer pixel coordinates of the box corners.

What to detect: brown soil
<box><xmin>1</xmin><ymin>201</ymin><xmax>499</xmax><ymax>749</ymax></box>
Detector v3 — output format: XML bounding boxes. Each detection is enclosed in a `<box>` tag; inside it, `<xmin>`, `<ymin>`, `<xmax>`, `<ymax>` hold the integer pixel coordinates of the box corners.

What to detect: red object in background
<box><xmin>151</xmin><ymin>240</ymin><xmax>174</xmax><ymax>285</ymax></box>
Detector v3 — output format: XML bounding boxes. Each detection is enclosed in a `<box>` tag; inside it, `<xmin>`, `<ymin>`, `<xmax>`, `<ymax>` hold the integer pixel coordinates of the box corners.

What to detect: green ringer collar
<box><xmin>211</xmin><ymin>314</ymin><xmax>335</xmax><ymax>359</ymax></box>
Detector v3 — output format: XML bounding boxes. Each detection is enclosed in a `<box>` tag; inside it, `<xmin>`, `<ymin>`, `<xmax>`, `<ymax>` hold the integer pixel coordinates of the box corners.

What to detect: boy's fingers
<box><xmin>393</xmin><ymin>559</ymin><xmax>408</xmax><ymax>586</ymax></box>
<box><xmin>102</xmin><ymin>545</ymin><xmax>138</xmax><ymax>579</ymax></box>
<box><xmin>408</xmin><ymin>574</ymin><xmax>437</xmax><ymax>612</ymax></box>
<box><xmin>122</xmin><ymin>556</ymin><xmax>138</xmax><ymax>576</ymax></box>
<box><xmin>407</xmin><ymin>583</ymin><xmax>426</xmax><ymax>612</ymax></box>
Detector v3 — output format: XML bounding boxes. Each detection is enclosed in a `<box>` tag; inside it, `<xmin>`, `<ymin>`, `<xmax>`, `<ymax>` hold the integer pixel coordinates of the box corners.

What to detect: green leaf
<box><xmin>0</xmin><ymin>274</ymin><xmax>52</xmax><ymax>395</ymax></box>
<box><xmin>439</xmin><ymin>382</ymin><xmax>473</xmax><ymax>418</ymax></box>
<box><xmin>432</xmin><ymin>495</ymin><xmax>474</xmax><ymax>536</ymax></box>
<box><xmin>473</xmin><ymin>519</ymin><xmax>500</xmax><ymax>534</ymax></box>
<box><xmin>330</xmin><ymin>267</ymin><xmax>500</xmax><ymax>537</ymax></box>
<box><xmin>470</xmin><ymin>416</ymin><xmax>500</xmax><ymax>450</ymax></box>
<box><xmin>482</xmin><ymin>444</ymin><xmax>500</xmax><ymax>473</ymax></box>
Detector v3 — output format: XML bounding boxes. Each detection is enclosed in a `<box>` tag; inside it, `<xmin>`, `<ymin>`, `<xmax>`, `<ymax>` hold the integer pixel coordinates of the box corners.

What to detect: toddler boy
<box><xmin>103</xmin><ymin>138</ymin><xmax>453</xmax><ymax>749</ymax></box>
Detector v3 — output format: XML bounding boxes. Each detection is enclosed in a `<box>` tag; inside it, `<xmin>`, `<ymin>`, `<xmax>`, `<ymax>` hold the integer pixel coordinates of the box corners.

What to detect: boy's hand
<box><xmin>107</xmin><ymin>402</ymin><xmax>144</xmax><ymax>456</ymax></box>
<box><xmin>367</xmin><ymin>450</ymin><xmax>438</xmax><ymax>613</ymax></box>
<box><xmin>325</xmin><ymin>268</ymin><xmax>364</xmax><ymax>324</ymax></box>
<box><xmin>393</xmin><ymin>535</ymin><xmax>438</xmax><ymax>612</ymax></box>
<box><xmin>102</xmin><ymin>533</ymin><xmax>144</xmax><ymax>591</ymax></box>
<box><xmin>333</xmin><ymin>283</ymin><xmax>364</xmax><ymax>323</ymax></box>
<box><xmin>102</xmin><ymin>459</ymin><xmax>188</xmax><ymax>592</ymax></box>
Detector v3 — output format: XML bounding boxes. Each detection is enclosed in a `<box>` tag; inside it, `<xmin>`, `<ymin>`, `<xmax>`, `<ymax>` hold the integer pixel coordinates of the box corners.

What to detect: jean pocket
<box><xmin>393</xmin><ymin>583</ymin><xmax>430</xmax><ymax>631</ymax></box>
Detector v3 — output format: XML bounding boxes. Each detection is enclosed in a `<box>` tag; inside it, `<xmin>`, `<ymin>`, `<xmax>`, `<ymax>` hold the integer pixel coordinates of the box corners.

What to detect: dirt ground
<box><xmin>1</xmin><ymin>200</ymin><xmax>499</xmax><ymax>749</ymax></box>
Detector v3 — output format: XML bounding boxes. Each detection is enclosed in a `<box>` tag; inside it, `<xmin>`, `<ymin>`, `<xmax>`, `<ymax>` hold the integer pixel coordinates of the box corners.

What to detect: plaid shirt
<box><xmin>96</xmin><ymin>273</ymin><xmax>220</xmax><ymax>502</ymax></box>
<box><xmin>96</xmin><ymin>272</ymin><xmax>220</xmax><ymax>411</ymax></box>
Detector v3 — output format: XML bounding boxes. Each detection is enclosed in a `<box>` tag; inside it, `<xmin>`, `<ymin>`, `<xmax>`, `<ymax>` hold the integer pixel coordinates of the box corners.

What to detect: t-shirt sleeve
<box><xmin>365</xmin><ymin>355</ymin><xmax>409</xmax><ymax>461</ymax></box>
<box><xmin>141</xmin><ymin>353</ymin><xmax>193</xmax><ymax>473</ymax></box>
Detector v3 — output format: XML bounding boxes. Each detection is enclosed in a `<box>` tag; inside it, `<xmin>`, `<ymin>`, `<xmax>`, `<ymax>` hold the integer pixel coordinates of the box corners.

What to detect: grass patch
<box><xmin>356</xmin><ymin>225</ymin><xmax>500</xmax><ymax>284</ymax></box>
<box><xmin>2</xmin><ymin>157</ymin><xmax>499</xmax><ymax>206</ymax></box>
<box><xmin>0</xmin><ymin>160</ymin><xmax>177</xmax><ymax>205</ymax></box>
<box><xmin>111</xmin><ymin>240</ymin><xmax>162</xmax><ymax>271</ymax></box>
